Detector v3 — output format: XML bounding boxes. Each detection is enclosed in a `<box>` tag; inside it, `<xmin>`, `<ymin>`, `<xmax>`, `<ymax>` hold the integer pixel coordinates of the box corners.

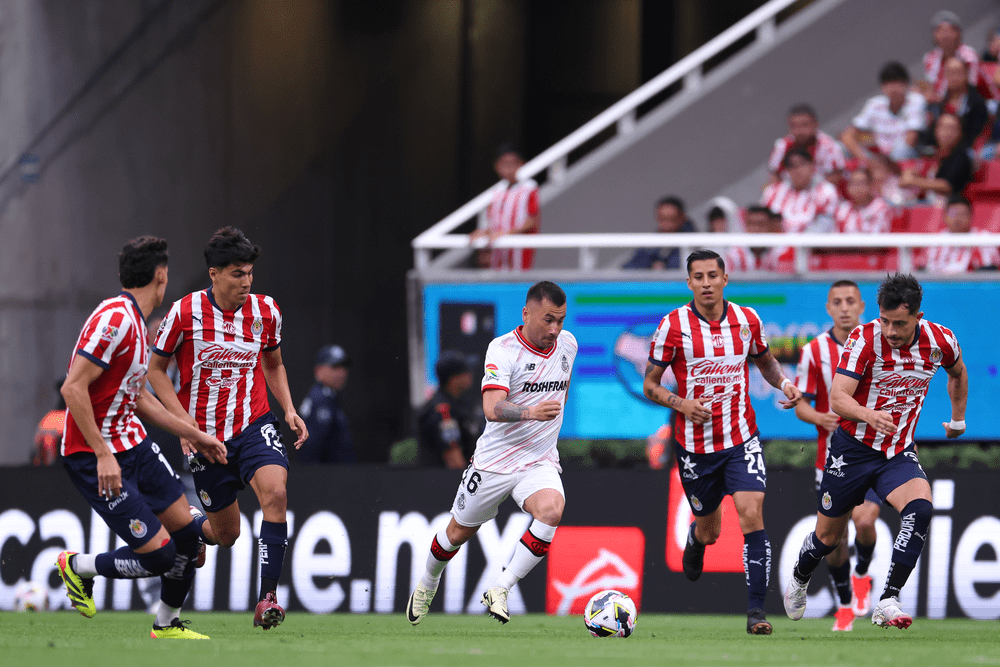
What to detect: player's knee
<box><xmin>214</xmin><ymin>525</ymin><xmax>240</xmax><ymax>548</ymax></box>
<box><xmin>138</xmin><ymin>540</ymin><xmax>178</xmax><ymax>576</ymax></box>
<box><xmin>737</xmin><ymin>509</ymin><xmax>764</xmax><ymax>533</ymax></box>
<box><xmin>535</xmin><ymin>503</ymin><xmax>563</xmax><ymax>527</ymax></box>
<box><xmin>699</xmin><ymin>525</ymin><xmax>721</xmax><ymax>545</ymax></box>
<box><xmin>260</xmin><ymin>485</ymin><xmax>288</xmax><ymax>514</ymax></box>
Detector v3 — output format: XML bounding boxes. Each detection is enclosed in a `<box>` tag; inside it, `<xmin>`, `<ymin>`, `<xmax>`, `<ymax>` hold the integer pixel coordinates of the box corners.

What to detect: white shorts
<box><xmin>450</xmin><ymin>463</ymin><xmax>565</xmax><ymax>528</ymax></box>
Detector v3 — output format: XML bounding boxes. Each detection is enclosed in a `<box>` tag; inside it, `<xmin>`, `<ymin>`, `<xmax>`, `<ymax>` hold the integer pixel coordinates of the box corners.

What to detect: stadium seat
<box><xmin>973</xmin><ymin>202</ymin><xmax>1000</xmax><ymax>232</ymax></box>
<box><xmin>966</xmin><ymin>160</ymin><xmax>1000</xmax><ymax>198</ymax></box>
<box><xmin>809</xmin><ymin>250</ymin><xmax>897</xmax><ymax>272</ymax></box>
<box><xmin>905</xmin><ymin>206</ymin><xmax>944</xmax><ymax>233</ymax></box>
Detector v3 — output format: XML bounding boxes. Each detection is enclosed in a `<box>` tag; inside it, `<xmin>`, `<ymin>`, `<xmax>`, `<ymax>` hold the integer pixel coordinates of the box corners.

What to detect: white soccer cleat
<box><xmin>406</xmin><ymin>583</ymin><xmax>437</xmax><ymax>625</ymax></box>
<box><xmin>481</xmin><ymin>586</ymin><xmax>510</xmax><ymax>624</ymax></box>
<box><xmin>783</xmin><ymin>575</ymin><xmax>809</xmax><ymax>620</ymax></box>
<box><xmin>871</xmin><ymin>596</ymin><xmax>912</xmax><ymax>629</ymax></box>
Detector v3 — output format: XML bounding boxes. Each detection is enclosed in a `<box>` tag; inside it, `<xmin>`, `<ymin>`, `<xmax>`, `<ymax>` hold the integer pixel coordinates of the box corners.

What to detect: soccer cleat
<box><xmin>481</xmin><ymin>586</ymin><xmax>510</xmax><ymax>624</ymax></box>
<box><xmin>783</xmin><ymin>575</ymin><xmax>809</xmax><ymax>620</ymax></box>
<box><xmin>188</xmin><ymin>505</ymin><xmax>207</xmax><ymax>568</ymax></box>
<box><xmin>851</xmin><ymin>572</ymin><xmax>873</xmax><ymax>617</ymax></box>
<box><xmin>254</xmin><ymin>591</ymin><xmax>285</xmax><ymax>630</ymax></box>
<box><xmin>55</xmin><ymin>551</ymin><xmax>96</xmax><ymax>618</ymax></box>
<box><xmin>682</xmin><ymin>522</ymin><xmax>706</xmax><ymax>582</ymax></box>
<box><xmin>406</xmin><ymin>583</ymin><xmax>437</xmax><ymax>625</ymax></box>
<box><xmin>832</xmin><ymin>604</ymin><xmax>855</xmax><ymax>631</ymax></box>
<box><xmin>746</xmin><ymin>608</ymin><xmax>772</xmax><ymax>635</ymax></box>
<box><xmin>150</xmin><ymin>618</ymin><xmax>209</xmax><ymax>639</ymax></box>
<box><xmin>871</xmin><ymin>596</ymin><xmax>912</xmax><ymax>629</ymax></box>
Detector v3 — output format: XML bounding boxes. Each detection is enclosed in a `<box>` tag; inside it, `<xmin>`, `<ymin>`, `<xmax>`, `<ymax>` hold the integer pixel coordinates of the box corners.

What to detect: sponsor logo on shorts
<box><xmin>456</xmin><ymin>492</ymin><xmax>466</xmax><ymax>510</ymax></box>
<box><xmin>825</xmin><ymin>454</ymin><xmax>847</xmax><ymax>478</ymax></box>
<box><xmin>129</xmin><ymin>519</ymin><xmax>147</xmax><ymax>538</ymax></box>
<box><xmin>561</xmin><ymin>355</ymin><xmax>569</xmax><ymax>372</ymax></box>
<box><xmin>712</xmin><ymin>334</ymin><xmax>725</xmax><ymax>348</ymax></box>
<box><xmin>187</xmin><ymin>454</ymin><xmax>206</xmax><ymax>473</ymax></box>
<box><xmin>252</xmin><ymin>318</ymin><xmax>263</xmax><ymax>336</ymax></box>
<box><xmin>680</xmin><ymin>455</ymin><xmax>698</xmax><ymax>480</ymax></box>
<box><xmin>689</xmin><ymin>495</ymin><xmax>703</xmax><ymax>512</ymax></box>
<box><xmin>739</xmin><ymin>325</ymin><xmax>751</xmax><ymax>342</ymax></box>
<box><xmin>822</xmin><ymin>492</ymin><xmax>832</xmax><ymax>511</ymax></box>
<box><xmin>108</xmin><ymin>489</ymin><xmax>129</xmax><ymax>510</ymax></box>
<box><xmin>199</xmin><ymin>490</ymin><xmax>212</xmax><ymax>507</ymax></box>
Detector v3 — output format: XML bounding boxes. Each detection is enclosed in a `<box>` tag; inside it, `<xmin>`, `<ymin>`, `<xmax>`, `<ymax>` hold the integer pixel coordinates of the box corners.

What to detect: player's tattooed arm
<box><xmin>643</xmin><ymin>362</ymin><xmax>680</xmax><ymax>408</ymax></box>
<box><xmin>493</xmin><ymin>399</ymin><xmax>531</xmax><ymax>421</ymax></box>
<box><xmin>752</xmin><ymin>351</ymin><xmax>786</xmax><ymax>388</ymax></box>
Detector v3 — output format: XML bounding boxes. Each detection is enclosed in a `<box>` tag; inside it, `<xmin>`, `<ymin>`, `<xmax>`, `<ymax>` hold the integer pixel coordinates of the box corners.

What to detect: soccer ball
<box><xmin>583</xmin><ymin>590</ymin><xmax>637</xmax><ymax>638</ymax></box>
<box><xmin>13</xmin><ymin>581</ymin><xmax>48</xmax><ymax>612</ymax></box>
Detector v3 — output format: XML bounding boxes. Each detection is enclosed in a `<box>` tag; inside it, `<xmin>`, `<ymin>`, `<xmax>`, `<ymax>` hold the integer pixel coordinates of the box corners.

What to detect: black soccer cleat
<box><xmin>747</xmin><ymin>608</ymin><xmax>772</xmax><ymax>635</ymax></box>
<box><xmin>682</xmin><ymin>522</ymin><xmax>705</xmax><ymax>582</ymax></box>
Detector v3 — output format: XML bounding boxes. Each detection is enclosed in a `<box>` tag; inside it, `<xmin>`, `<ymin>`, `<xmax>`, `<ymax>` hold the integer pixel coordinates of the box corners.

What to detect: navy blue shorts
<box><xmin>63</xmin><ymin>438</ymin><xmax>185</xmax><ymax>550</ymax></box>
<box><xmin>675</xmin><ymin>433</ymin><xmax>767</xmax><ymax>516</ymax></box>
<box><xmin>814</xmin><ymin>467</ymin><xmax>882</xmax><ymax>506</ymax></box>
<box><xmin>818</xmin><ymin>428</ymin><xmax>927</xmax><ymax>517</ymax></box>
<box><xmin>188</xmin><ymin>413</ymin><xmax>287</xmax><ymax>513</ymax></box>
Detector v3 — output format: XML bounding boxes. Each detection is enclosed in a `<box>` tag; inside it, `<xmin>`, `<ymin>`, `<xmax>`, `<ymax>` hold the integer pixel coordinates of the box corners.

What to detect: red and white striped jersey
<box><xmin>836</xmin><ymin>318</ymin><xmax>960</xmax><ymax>457</ymax></box>
<box><xmin>834</xmin><ymin>197</ymin><xmax>893</xmax><ymax>234</ymax></box>
<box><xmin>648</xmin><ymin>301</ymin><xmax>769</xmax><ymax>454</ymax></box>
<box><xmin>485</xmin><ymin>180</ymin><xmax>540</xmax><ymax>271</ymax></box>
<box><xmin>725</xmin><ymin>245</ymin><xmax>794</xmax><ymax>273</ymax></box>
<box><xmin>922</xmin><ymin>232</ymin><xmax>999</xmax><ymax>273</ymax></box>
<box><xmin>768</xmin><ymin>131</ymin><xmax>845</xmax><ymax>180</ymax></box>
<box><xmin>153</xmin><ymin>288</ymin><xmax>281</xmax><ymax>441</ymax></box>
<box><xmin>63</xmin><ymin>293</ymin><xmax>149</xmax><ymax>456</ymax></box>
<box><xmin>851</xmin><ymin>92</ymin><xmax>926</xmax><ymax>156</ymax></box>
<box><xmin>473</xmin><ymin>327</ymin><xmax>577</xmax><ymax>473</ymax></box>
<box><xmin>923</xmin><ymin>45</ymin><xmax>979</xmax><ymax>98</ymax></box>
<box><xmin>794</xmin><ymin>329</ymin><xmax>846</xmax><ymax>469</ymax></box>
<box><xmin>762</xmin><ymin>180</ymin><xmax>840</xmax><ymax>234</ymax></box>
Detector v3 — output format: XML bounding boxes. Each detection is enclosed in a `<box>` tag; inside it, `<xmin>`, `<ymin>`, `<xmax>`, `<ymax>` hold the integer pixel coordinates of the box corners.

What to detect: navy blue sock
<box><xmin>258</xmin><ymin>520</ymin><xmax>287</xmax><ymax>600</ymax></box>
<box><xmin>828</xmin><ymin>559</ymin><xmax>852</xmax><ymax>606</ymax></box>
<box><xmin>743</xmin><ymin>529</ymin><xmax>771</xmax><ymax>611</ymax></box>
<box><xmin>854</xmin><ymin>539</ymin><xmax>875</xmax><ymax>576</ymax></box>
<box><xmin>190</xmin><ymin>512</ymin><xmax>211</xmax><ymax>544</ymax></box>
<box><xmin>160</xmin><ymin>522</ymin><xmax>201</xmax><ymax>609</ymax></box>
<box><xmin>95</xmin><ymin>541</ymin><xmax>176</xmax><ymax>579</ymax></box>
<box><xmin>882</xmin><ymin>499</ymin><xmax>932</xmax><ymax>600</ymax></box>
<box><xmin>792</xmin><ymin>532</ymin><xmax>836</xmax><ymax>584</ymax></box>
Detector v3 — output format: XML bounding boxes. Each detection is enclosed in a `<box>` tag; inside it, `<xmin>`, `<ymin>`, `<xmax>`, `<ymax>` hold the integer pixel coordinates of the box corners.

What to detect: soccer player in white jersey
<box><xmin>793</xmin><ymin>281</ymin><xmax>880</xmax><ymax>631</ymax></box>
<box><xmin>784</xmin><ymin>274</ymin><xmax>967</xmax><ymax>629</ymax></box>
<box><xmin>407</xmin><ymin>281</ymin><xmax>576</xmax><ymax>625</ymax></box>
<box><xmin>56</xmin><ymin>236</ymin><xmax>228</xmax><ymax>639</ymax></box>
<box><xmin>148</xmin><ymin>227</ymin><xmax>307</xmax><ymax>630</ymax></box>
<box><xmin>643</xmin><ymin>250</ymin><xmax>802</xmax><ymax>635</ymax></box>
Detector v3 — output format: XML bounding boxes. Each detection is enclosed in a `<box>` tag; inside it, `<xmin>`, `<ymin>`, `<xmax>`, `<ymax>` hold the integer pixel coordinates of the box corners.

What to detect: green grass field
<box><xmin>1</xmin><ymin>611</ymin><xmax>997</xmax><ymax>667</ymax></box>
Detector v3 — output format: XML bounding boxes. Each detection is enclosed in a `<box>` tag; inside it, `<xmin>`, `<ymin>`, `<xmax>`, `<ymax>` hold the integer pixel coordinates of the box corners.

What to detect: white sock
<box><xmin>493</xmin><ymin>520</ymin><xmax>557</xmax><ymax>591</ymax></box>
<box><xmin>419</xmin><ymin>529</ymin><xmax>459</xmax><ymax>590</ymax></box>
<box><xmin>73</xmin><ymin>553</ymin><xmax>97</xmax><ymax>576</ymax></box>
<box><xmin>155</xmin><ymin>602</ymin><xmax>179</xmax><ymax>627</ymax></box>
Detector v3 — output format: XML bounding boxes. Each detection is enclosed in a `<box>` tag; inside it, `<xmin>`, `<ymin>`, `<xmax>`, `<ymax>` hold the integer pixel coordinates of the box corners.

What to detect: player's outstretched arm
<box><xmin>482</xmin><ymin>388</ymin><xmax>560</xmax><ymax>422</ymax></box>
<box><xmin>750</xmin><ymin>350</ymin><xmax>802</xmax><ymax>408</ymax></box>
<box><xmin>135</xmin><ymin>387</ymin><xmax>228</xmax><ymax>464</ymax></box>
<box><xmin>942</xmin><ymin>356</ymin><xmax>968</xmax><ymax>439</ymax></box>
<box><xmin>642</xmin><ymin>362</ymin><xmax>711</xmax><ymax>424</ymax></box>
<box><xmin>62</xmin><ymin>354</ymin><xmax>122</xmax><ymax>498</ymax></box>
<box><xmin>262</xmin><ymin>348</ymin><xmax>309</xmax><ymax>448</ymax></box>
<box><xmin>830</xmin><ymin>372</ymin><xmax>896</xmax><ymax>435</ymax></box>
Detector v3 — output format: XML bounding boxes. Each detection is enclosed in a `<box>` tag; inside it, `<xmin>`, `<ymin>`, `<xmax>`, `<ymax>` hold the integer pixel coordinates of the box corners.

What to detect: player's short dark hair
<box><xmin>783</xmin><ymin>147</ymin><xmax>813</xmax><ymax>168</ymax></box>
<box><xmin>788</xmin><ymin>103</ymin><xmax>816</xmax><ymax>119</ymax></box>
<box><xmin>877</xmin><ymin>273</ymin><xmax>923</xmax><ymax>315</ymax></box>
<box><xmin>119</xmin><ymin>236</ymin><xmax>168</xmax><ymax>289</ymax></box>
<box><xmin>946</xmin><ymin>194</ymin><xmax>972</xmax><ymax>209</ymax></box>
<box><xmin>526</xmin><ymin>281</ymin><xmax>566</xmax><ymax>307</ymax></box>
<box><xmin>686</xmin><ymin>249</ymin><xmax>725</xmax><ymax>274</ymax></box>
<box><xmin>829</xmin><ymin>280</ymin><xmax>860</xmax><ymax>296</ymax></box>
<box><xmin>204</xmin><ymin>227</ymin><xmax>261</xmax><ymax>269</ymax></box>
<box><xmin>879</xmin><ymin>61</ymin><xmax>910</xmax><ymax>85</ymax></box>
<box><xmin>656</xmin><ymin>195</ymin><xmax>685</xmax><ymax>213</ymax></box>
<box><xmin>707</xmin><ymin>206</ymin><xmax>726</xmax><ymax>221</ymax></box>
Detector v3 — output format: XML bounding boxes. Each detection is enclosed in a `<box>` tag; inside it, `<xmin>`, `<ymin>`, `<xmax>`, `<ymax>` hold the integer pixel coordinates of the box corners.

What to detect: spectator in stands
<box><xmin>768</xmin><ymin>104</ymin><xmax>845</xmax><ymax>186</ymax></box>
<box><xmin>33</xmin><ymin>380</ymin><xmax>65</xmax><ymax>466</ymax></box>
<box><xmin>841</xmin><ymin>62</ymin><xmax>925</xmax><ymax>162</ymax></box>
<box><xmin>622</xmin><ymin>195</ymin><xmax>695</xmax><ymax>269</ymax></box>
<box><xmin>899</xmin><ymin>113</ymin><xmax>972</xmax><ymax>203</ymax></box>
<box><xmin>835</xmin><ymin>168</ymin><xmax>893</xmax><ymax>234</ymax></box>
<box><xmin>922</xmin><ymin>195</ymin><xmax>999</xmax><ymax>273</ymax></box>
<box><xmin>982</xmin><ymin>26</ymin><xmax>1000</xmax><ymax>63</ymax></box>
<box><xmin>707</xmin><ymin>205</ymin><xmax>729</xmax><ymax>233</ymax></box>
<box><xmin>919</xmin><ymin>56</ymin><xmax>988</xmax><ymax>151</ymax></box>
<box><xmin>762</xmin><ymin>148</ymin><xmax>839</xmax><ymax>233</ymax></box>
<box><xmin>725</xmin><ymin>205</ymin><xmax>792</xmax><ymax>273</ymax></box>
<box><xmin>868</xmin><ymin>153</ymin><xmax>915</xmax><ymax>206</ymax></box>
<box><xmin>416</xmin><ymin>352</ymin><xmax>480</xmax><ymax>468</ymax></box>
<box><xmin>921</xmin><ymin>10</ymin><xmax>980</xmax><ymax>104</ymax></box>
<box><xmin>470</xmin><ymin>144</ymin><xmax>539</xmax><ymax>271</ymax></box>
<box><xmin>297</xmin><ymin>344</ymin><xmax>356</xmax><ymax>464</ymax></box>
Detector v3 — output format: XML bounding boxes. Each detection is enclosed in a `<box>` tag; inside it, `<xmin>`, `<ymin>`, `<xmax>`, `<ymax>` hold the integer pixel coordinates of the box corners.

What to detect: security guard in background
<box><xmin>417</xmin><ymin>352</ymin><xmax>480</xmax><ymax>468</ymax></box>
<box><xmin>298</xmin><ymin>344</ymin><xmax>356</xmax><ymax>464</ymax></box>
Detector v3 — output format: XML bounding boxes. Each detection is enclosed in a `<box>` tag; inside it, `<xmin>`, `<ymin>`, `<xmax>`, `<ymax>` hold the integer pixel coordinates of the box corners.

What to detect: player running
<box><xmin>56</xmin><ymin>236</ymin><xmax>228</xmax><ymax>639</ymax></box>
<box><xmin>407</xmin><ymin>281</ymin><xmax>577</xmax><ymax>626</ymax></box>
<box><xmin>643</xmin><ymin>249</ymin><xmax>802</xmax><ymax>635</ymax></box>
<box><xmin>784</xmin><ymin>273</ymin><xmax>967</xmax><ymax>629</ymax></box>
<box><xmin>147</xmin><ymin>227</ymin><xmax>307</xmax><ymax>630</ymax></box>
<box><xmin>793</xmin><ymin>280</ymin><xmax>880</xmax><ymax>630</ymax></box>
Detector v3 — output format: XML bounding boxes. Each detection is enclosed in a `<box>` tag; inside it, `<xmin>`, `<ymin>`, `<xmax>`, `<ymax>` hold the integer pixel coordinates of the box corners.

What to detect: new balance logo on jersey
<box><xmin>525</xmin><ymin>363</ymin><xmax>536</xmax><ymax>371</ymax></box>
<box><xmin>522</xmin><ymin>380</ymin><xmax>568</xmax><ymax>392</ymax></box>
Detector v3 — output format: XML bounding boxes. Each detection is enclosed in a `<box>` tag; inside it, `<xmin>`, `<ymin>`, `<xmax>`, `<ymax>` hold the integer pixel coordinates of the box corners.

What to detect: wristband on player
<box><xmin>948</xmin><ymin>419</ymin><xmax>966</xmax><ymax>430</ymax></box>
<box><xmin>780</xmin><ymin>378</ymin><xmax>792</xmax><ymax>391</ymax></box>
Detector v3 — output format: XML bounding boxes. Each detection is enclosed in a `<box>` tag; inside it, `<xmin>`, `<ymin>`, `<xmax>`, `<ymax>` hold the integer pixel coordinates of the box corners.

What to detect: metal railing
<box><xmin>413</xmin><ymin>0</ymin><xmax>811</xmax><ymax>270</ymax></box>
